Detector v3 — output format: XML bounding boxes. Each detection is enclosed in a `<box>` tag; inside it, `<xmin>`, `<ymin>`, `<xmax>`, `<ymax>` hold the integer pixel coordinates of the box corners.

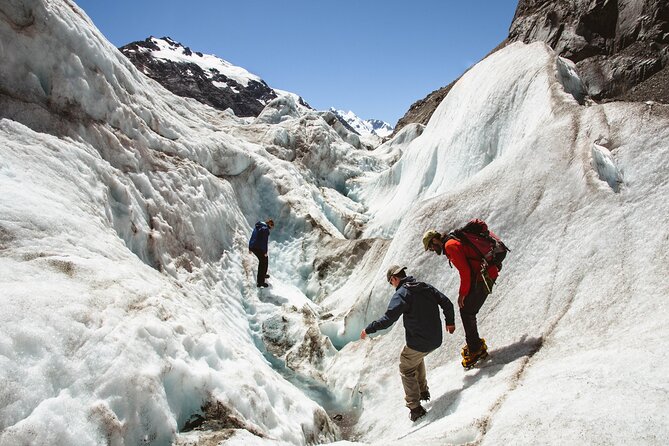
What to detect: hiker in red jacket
<box><xmin>423</xmin><ymin>222</ymin><xmax>506</xmax><ymax>368</ymax></box>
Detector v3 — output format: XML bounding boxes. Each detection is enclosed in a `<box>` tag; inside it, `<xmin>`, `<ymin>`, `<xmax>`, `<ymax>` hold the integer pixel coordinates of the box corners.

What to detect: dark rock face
<box><xmin>393</xmin><ymin>0</ymin><xmax>668</xmax><ymax>135</ymax></box>
<box><xmin>392</xmin><ymin>83</ymin><xmax>454</xmax><ymax>135</ymax></box>
<box><xmin>120</xmin><ymin>37</ymin><xmax>278</xmax><ymax>117</ymax></box>
<box><xmin>508</xmin><ymin>0</ymin><xmax>669</xmax><ymax>102</ymax></box>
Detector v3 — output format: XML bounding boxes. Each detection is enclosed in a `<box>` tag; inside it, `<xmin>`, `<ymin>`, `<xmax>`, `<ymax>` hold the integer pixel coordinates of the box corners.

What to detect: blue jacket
<box><xmin>365</xmin><ymin>276</ymin><xmax>455</xmax><ymax>352</ymax></box>
<box><xmin>248</xmin><ymin>221</ymin><xmax>271</xmax><ymax>253</ymax></box>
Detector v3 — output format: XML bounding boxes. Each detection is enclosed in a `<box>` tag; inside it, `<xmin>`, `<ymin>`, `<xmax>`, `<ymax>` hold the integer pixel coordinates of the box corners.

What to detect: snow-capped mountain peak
<box><xmin>330</xmin><ymin>107</ymin><xmax>393</xmax><ymax>138</ymax></box>
<box><xmin>120</xmin><ymin>36</ymin><xmax>312</xmax><ymax>117</ymax></box>
<box><xmin>142</xmin><ymin>36</ymin><xmax>261</xmax><ymax>88</ymax></box>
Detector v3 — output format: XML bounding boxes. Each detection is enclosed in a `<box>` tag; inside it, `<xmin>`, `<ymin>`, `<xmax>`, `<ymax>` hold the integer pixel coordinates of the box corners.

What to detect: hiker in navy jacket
<box><xmin>361</xmin><ymin>265</ymin><xmax>455</xmax><ymax>422</ymax></box>
<box><xmin>248</xmin><ymin>219</ymin><xmax>274</xmax><ymax>287</ymax></box>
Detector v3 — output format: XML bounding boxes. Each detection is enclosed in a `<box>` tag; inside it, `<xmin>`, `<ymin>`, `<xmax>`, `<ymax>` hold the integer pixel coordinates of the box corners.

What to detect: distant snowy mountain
<box><xmin>330</xmin><ymin>108</ymin><xmax>393</xmax><ymax>138</ymax></box>
<box><xmin>366</xmin><ymin>118</ymin><xmax>394</xmax><ymax>138</ymax></box>
<box><xmin>120</xmin><ymin>37</ymin><xmax>391</xmax><ymax>142</ymax></box>
<box><xmin>120</xmin><ymin>36</ymin><xmax>312</xmax><ymax>117</ymax></box>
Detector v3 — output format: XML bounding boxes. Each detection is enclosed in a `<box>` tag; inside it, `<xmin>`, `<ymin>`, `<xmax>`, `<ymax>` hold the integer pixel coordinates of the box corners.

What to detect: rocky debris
<box><xmin>181</xmin><ymin>400</ymin><xmax>265</xmax><ymax>435</ymax></box>
<box><xmin>177</xmin><ymin>400</ymin><xmax>266</xmax><ymax>445</ymax></box>
<box><xmin>176</xmin><ymin>398</ymin><xmax>337</xmax><ymax>445</ymax></box>
<box><xmin>120</xmin><ymin>37</ymin><xmax>277</xmax><ymax>117</ymax></box>
<box><xmin>310</xmin><ymin>238</ymin><xmax>384</xmax><ymax>302</ymax></box>
<box><xmin>620</xmin><ymin>63</ymin><xmax>669</xmax><ymax>101</ymax></box>
<box><xmin>314</xmin><ymin>238</ymin><xmax>374</xmax><ymax>282</ymax></box>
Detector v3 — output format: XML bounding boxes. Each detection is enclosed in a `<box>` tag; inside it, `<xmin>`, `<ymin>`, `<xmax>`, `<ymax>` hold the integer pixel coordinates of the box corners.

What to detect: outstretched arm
<box><xmin>362</xmin><ymin>292</ymin><xmax>406</xmax><ymax>336</ymax></box>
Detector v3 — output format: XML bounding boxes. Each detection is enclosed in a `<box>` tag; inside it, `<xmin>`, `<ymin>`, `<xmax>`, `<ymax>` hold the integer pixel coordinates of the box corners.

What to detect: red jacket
<box><xmin>444</xmin><ymin>238</ymin><xmax>499</xmax><ymax>297</ymax></box>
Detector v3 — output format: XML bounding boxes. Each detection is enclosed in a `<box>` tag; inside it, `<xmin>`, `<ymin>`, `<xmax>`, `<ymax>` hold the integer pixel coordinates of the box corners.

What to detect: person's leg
<box><xmin>252</xmin><ymin>250</ymin><xmax>268</xmax><ymax>285</ymax></box>
<box><xmin>258</xmin><ymin>253</ymin><xmax>268</xmax><ymax>284</ymax></box>
<box><xmin>416</xmin><ymin>357</ymin><xmax>428</xmax><ymax>394</ymax></box>
<box><xmin>460</xmin><ymin>281</ymin><xmax>489</xmax><ymax>352</ymax></box>
<box><xmin>399</xmin><ymin>346</ymin><xmax>429</xmax><ymax>409</ymax></box>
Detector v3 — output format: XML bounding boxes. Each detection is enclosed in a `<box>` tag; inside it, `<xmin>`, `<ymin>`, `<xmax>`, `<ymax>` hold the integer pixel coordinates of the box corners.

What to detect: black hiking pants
<box><xmin>251</xmin><ymin>249</ymin><xmax>268</xmax><ymax>285</ymax></box>
<box><xmin>460</xmin><ymin>279</ymin><xmax>493</xmax><ymax>353</ymax></box>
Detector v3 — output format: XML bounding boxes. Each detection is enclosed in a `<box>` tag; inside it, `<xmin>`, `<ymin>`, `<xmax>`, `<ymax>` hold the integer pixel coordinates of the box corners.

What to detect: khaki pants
<box><xmin>399</xmin><ymin>345</ymin><xmax>431</xmax><ymax>409</ymax></box>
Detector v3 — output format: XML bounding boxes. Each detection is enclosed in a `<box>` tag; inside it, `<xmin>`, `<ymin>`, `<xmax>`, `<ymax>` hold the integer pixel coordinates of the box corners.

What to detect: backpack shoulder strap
<box><xmin>454</xmin><ymin>230</ymin><xmax>489</xmax><ymax>264</ymax></box>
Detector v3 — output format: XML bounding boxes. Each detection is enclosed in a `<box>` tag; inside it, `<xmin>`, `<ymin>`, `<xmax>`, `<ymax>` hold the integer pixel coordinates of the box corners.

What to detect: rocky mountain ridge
<box><xmin>120</xmin><ymin>37</ymin><xmax>299</xmax><ymax>118</ymax></box>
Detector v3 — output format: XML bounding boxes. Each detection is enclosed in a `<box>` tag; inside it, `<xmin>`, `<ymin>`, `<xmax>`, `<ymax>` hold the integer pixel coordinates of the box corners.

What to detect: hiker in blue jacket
<box><xmin>360</xmin><ymin>265</ymin><xmax>456</xmax><ymax>422</ymax></box>
<box><xmin>248</xmin><ymin>219</ymin><xmax>274</xmax><ymax>287</ymax></box>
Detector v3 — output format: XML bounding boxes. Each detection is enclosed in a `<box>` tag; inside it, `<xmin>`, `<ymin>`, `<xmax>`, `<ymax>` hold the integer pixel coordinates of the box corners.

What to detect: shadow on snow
<box><xmin>400</xmin><ymin>335</ymin><xmax>543</xmax><ymax>438</ymax></box>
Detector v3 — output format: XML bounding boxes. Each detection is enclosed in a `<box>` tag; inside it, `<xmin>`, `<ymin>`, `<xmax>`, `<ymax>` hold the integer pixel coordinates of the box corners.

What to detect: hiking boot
<box><xmin>419</xmin><ymin>390</ymin><xmax>431</xmax><ymax>402</ymax></box>
<box><xmin>409</xmin><ymin>405</ymin><xmax>427</xmax><ymax>422</ymax></box>
<box><xmin>461</xmin><ymin>338</ymin><xmax>487</xmax><ymax>358</ymax></box>
<box><xmin>257</xmin><ymin>283</ymin><xmax>269</xmax><ymax>288</ymax></box>
<box><xmin>462</xmin><ymin>343</ymin><xmax>488</xmax><ymax>369</ymax></box>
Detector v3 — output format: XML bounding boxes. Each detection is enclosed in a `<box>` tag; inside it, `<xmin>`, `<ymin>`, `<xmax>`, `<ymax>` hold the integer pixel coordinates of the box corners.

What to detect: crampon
<box><xmin>461</xmin><ymin>338</ymin><xmax>489</xmax><ymax>369</ymax></box>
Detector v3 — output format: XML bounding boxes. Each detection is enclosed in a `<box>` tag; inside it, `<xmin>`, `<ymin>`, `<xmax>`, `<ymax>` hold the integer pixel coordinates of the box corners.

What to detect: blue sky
<box><xmin>76</xmin><ymin>0</ymin><xmax>519</xmax><ymax>126</ymax></box>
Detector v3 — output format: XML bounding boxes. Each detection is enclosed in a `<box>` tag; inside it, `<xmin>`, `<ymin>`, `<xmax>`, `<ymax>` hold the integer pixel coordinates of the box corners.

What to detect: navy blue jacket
<box><xmin>248</xmin><ymin>221</ymin><xmax>271</xmax><ymax>253</ymax></box>
<box><xmin>365</xmin><ymin>276</ymin><xmax>455</xmax><ymax>352</ymax></box>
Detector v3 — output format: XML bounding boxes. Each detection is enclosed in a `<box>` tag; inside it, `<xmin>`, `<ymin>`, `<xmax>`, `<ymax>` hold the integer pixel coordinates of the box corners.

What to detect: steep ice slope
<box><xmin>325</xmin><ymin>42</ymin><xmax>669</xmax><ymax>444</ymax></box>
<box><xmin>354</xmin><ymin>43</ymin><xmax>585</xmax><ymax>238</ymax></box>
